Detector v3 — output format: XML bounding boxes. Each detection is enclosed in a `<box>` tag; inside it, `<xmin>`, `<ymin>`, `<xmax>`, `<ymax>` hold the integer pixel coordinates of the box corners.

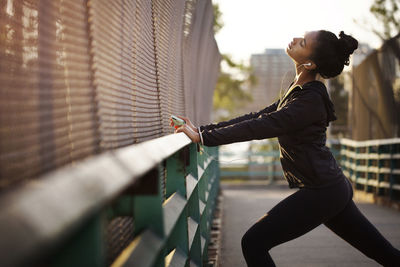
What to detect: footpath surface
<box><xmin>220</xmin><ymin>181</ymin><xmax>400</xmax><ymax>267</ymax></box>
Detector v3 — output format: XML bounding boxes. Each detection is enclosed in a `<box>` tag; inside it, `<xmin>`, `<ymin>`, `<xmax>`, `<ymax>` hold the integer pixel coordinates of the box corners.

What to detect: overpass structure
<box><xmin>0</xmin><ymin>0</ymin><xmax>221</xmax><ymax>266</ymax></box>
<box><xmin>0</xmin><ymin>1</ymin><xmax>399</xmax><ymax>267</ymax></box>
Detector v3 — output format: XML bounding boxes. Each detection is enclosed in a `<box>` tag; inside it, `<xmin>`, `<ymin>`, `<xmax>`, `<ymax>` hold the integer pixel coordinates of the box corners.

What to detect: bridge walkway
<box><xmin>220</xmin><ymin>181</ymin><xmax>400</xmax><ymax>267</ymax></box>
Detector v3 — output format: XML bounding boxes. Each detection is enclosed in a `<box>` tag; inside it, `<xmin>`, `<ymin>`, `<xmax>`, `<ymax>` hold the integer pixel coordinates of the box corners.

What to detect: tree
<box><xmin>353</xmin><ymin>0</ymin><xmax>400</xmax><ymax>138</ymax></box>
<box><xmin>213</xmin><ymin>56</ymin><xmax>255</xmax><ymax>120</ymax></box>
<box><xmin>213</xmin><ymin>2</ymin><xmax>224</xmax><ymax>34</ymax></box>
<box><xmin>212</xmin><ymin>3</ymin><xmax>255</xmax><ymax>121</ymax></box>
<box><xmin>369</xmin><ymin>0</ymin><xmax>400</xmax><ymax>63</ymax></box>
<box><xmin>370</xmin><ymin>0</ymin><xmax>399</xmax><ymax>40</ymax></box>
<box><xmin>369</xmin><ymin>0</ymin><xmax>400</xmax><ymax>136</ymax></box>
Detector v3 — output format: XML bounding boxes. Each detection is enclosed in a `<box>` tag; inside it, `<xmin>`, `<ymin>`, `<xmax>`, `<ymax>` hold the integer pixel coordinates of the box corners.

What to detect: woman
<box><xmin>172</xmin><ymin>30</ymin><xmax>400</xmax><ymax>266</ymax></box>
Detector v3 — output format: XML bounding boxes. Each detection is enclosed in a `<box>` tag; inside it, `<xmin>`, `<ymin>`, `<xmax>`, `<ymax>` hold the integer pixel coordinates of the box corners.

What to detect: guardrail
<box><xmin>219</xmin><ymin>150</ymin><xmax>282</xmax><ymax>180</ymax></box>
<box><xmin>0</xmin><ymin>133</ymin><xmax>220</xmax><ymax>267</ymax></box>
<box><xmin>338</xmin><ymin>138</ymin><xmax>400</xmax><ymax>201</ymax></box>
<box><xmin>219</xmin><ymin>137</ymin><xmax>400</xmax><ymax>201</ymax></box>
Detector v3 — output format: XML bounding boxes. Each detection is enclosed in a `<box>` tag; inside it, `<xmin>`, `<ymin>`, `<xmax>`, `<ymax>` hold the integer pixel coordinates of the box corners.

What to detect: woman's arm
<box><xmin>173</xmin><ymin>98</ymin><xmax>281</xmax><ymax>144</ymax></box>
<box><xmin>199</xmin><ymin>99</ymin><xmax>280</xmax><ymax>132</ymax></box>
<box><xmin>200</xmin><ymin>91</ymin><xmax>325</xmax><ymax>146</ymax></box>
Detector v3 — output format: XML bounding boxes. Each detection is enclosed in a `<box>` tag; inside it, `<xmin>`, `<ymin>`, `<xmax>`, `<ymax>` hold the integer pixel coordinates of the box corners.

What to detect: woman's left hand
<box><xmin>175</xmin><ymin>124</ymin><xmax>200</xmax><ymax>143</ymax></box>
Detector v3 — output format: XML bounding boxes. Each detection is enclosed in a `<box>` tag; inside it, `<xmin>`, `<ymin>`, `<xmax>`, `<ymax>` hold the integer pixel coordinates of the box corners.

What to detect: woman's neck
<box><xmin>293</xmin><ymin>65</ymin><xmax>317</xmax><ymax>86</ymax></box>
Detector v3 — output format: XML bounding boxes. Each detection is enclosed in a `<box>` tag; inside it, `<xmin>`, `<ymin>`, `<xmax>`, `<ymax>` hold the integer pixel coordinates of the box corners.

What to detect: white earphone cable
<box><xmin>200</xmin><ymin>145</ymin><xmax>251</xmax><ymax>164</ymax></box>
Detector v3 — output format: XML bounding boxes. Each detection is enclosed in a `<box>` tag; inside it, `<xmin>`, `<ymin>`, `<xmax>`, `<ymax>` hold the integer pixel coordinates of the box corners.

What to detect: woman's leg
<box><xmin>241</xmin><ymin>179</ymin><xmax>351</xmax><ymax>267</ymax></box>
<box><xmin>324</xmin><ymin>199</ymin><xmax>400</xmax><ymax>266</ymax></box>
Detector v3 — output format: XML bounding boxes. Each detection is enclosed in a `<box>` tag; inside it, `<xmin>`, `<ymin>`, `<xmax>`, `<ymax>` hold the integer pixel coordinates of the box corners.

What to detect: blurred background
<box><xmin>212</xmin><ymin>0</ymin><xmax>400</xmax><ymax>181</ymax></box>
<box><xmin>0</xmin><ymin>1</ymin><xmax>399</xmax><ymax>266</ymax></box>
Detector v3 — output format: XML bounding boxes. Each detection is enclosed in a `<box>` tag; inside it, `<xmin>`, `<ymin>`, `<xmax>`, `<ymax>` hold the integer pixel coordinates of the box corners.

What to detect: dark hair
<box><xmin>310</xmin><ymin>30</ymin><xmax>358</xmax><ymax>79</ymax></box>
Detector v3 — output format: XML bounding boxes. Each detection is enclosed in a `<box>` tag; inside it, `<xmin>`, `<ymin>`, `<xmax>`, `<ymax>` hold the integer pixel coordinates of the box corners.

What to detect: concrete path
<box><xmin>220</xmin><ymin>181</ymin><xmax>400</xmax><ymax>267</ymax></box>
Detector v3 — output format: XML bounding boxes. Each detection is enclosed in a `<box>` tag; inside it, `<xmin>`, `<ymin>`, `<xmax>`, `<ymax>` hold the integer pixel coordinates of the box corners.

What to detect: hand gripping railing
<box><xmin>0</xmin><ymin>133</ymin><xmax>220</xmax><ymax>267</ymax></box>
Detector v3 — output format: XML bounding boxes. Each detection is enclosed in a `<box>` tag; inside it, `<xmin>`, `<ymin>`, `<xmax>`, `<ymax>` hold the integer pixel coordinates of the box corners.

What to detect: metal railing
<box><xmin>219</xmin><ymin>138</ymin><xmax>400</xmax><ymax>203</ymax></box>
<box><xmin>337</xmin><ymin>138</ymin><xmax>400</xmax><ymax>200</ymax></box>
<box><xmin>218</xmin><ymin>140</ymin><xmax>282</xmax><ymax>181</ymax></box>
<box><xmin>219</xmin><ymin>150</ymin><xmax>282</xmax><ymax>180</ymax></box>
<box><xmin>0</xmin><ymin>134</ymin><xmax>220</xmax><ymax>267</ymax></box>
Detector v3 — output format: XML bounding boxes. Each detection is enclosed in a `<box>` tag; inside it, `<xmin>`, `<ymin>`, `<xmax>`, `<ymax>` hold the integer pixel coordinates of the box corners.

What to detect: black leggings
<box><xmin>241</xmin><ymin>178</ymin><xmax>400</xmax><ymax>266</ymax></box>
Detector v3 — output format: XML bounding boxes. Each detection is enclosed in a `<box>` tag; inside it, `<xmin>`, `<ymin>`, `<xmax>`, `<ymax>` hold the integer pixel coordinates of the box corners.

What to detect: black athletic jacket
<box><xmin>199</xmin><ymin>80</ymin><xmax>346</xmax><ymax>188</ymax></box>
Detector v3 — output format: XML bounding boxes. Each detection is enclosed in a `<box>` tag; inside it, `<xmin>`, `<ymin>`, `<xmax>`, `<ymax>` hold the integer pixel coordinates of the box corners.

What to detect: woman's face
<box><xmin>286</xmin><ymin>31</ymin><xmax>319</xmax><ymax>65</ymax></box>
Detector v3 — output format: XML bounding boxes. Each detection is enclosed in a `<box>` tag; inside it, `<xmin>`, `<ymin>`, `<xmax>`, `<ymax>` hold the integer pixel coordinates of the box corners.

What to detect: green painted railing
<box><xmin>220</xmin><ymin>138</ymin><xmax>400</xmax><ymax>200</ymax></box>
<box><xmin>336</xmin><ymin>138</ymin><xmax>400</xmax><ymax>201</ymax></box>
<box><xmin>219</xmin><ymin>150</ymin><xmax>282</xmax><ymax>180</ymax></box>
<box><xmin>0</xmin><ymin>133</ymin><xmax>220</xmax><ymax>267</ymax></box>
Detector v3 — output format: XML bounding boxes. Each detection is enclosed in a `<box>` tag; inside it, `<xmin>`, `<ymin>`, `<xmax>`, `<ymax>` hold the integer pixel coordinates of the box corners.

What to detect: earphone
<box><xmin>296</xmin><ymin>62</ymin><xmax>312</xmax><ymax>70</ymax></box>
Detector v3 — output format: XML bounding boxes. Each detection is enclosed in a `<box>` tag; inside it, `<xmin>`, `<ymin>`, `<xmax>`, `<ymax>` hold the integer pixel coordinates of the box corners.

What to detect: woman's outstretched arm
<box><xmin>199</xmin><ymin>99</ymin><xmax>280</xmax><ymax>132</ymax></box>
<box><xmin>200</xmin><ymin>90</ymin><xmax>325</xmax><ymax>146</ymax></box>
<box><xmin>172</xmin><ymin>100</ymin><xmax>280</xmax><ymax>143</ymax></box>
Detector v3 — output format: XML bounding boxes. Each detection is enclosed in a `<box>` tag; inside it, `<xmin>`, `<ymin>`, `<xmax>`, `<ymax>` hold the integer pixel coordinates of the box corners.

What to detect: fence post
<box><xmin>389</xmin><ymin>143</ymin><xmax>395</xmax><ymax>201</ymax></box>
<box><xmin>164</xmin><ymin>150</ymin><xmax>189</xmax><ymax>262</ymax></box>
<box><xmin>366</xmin><ymin>145</ymin><xmax>373</xmax><ymax>193</ymax></box>
<box><xmin>187</xmin><ymin>143</ymin><xmax>202</xmax><ymax>265</ymax></box>
<box><xmin>377</xmin><ymin>143</ymin><xmax>384</xmax><ymax>196</ymax></box>
<box><xmin>50</xmin><ymin>213</ymin><xmax>107</xmax><ymax>267</ymax></box>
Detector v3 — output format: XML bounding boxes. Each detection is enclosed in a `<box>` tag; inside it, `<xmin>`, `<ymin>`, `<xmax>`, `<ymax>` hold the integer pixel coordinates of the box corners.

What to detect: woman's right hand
<box><xmin>170</xmin><ymin>115</ymin><xmax>198</xmax><ymax>133</ymax></box>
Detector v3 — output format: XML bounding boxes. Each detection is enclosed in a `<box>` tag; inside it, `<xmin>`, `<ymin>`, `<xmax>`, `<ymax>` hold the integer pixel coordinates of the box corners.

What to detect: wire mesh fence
<box><xmin>0</xmin><ymin>0</ymin><xmax>221</xmax><ymax>191</ymax></box>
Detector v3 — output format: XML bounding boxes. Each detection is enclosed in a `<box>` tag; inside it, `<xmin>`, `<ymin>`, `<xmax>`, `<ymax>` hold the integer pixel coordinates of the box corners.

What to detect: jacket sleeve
<box><xmin>199</xmin><ymin>99</ymin><xmax>280</xmax><ymax>132</ymax></box>
<box><xmin>201</xmin><ymin>91</ymin><xmax>325</xmax><ymax>146</ymax></box>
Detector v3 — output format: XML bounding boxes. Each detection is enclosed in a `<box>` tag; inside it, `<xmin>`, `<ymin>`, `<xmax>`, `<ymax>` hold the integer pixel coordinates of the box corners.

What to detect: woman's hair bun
<box><xmin>310</xmin><ymin>30</ymin><xmax>359</xmax><ymax>78</ymax></box>
<box><xmin>338</xmin><ymin>31</ymin><xmax>358</xmax><ymax>65</ymax></box>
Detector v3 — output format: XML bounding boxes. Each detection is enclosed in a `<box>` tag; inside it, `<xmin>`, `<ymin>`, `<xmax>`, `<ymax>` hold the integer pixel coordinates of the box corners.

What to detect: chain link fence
<box><xmin>0</xmin><ymin>0</ymin><xmax>221</xmax><ymax>191</ymax></box>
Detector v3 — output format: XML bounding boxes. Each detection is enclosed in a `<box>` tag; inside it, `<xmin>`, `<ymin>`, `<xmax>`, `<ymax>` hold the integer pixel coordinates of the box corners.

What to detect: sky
<box><xmin>212</xmin><ymin>0</ymin><xmax>382</xmax><ymax>63</ymax></box>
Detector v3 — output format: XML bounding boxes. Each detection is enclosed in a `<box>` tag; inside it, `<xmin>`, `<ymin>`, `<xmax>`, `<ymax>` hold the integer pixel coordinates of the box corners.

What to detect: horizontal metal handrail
<box><xmin>219</xmin><ymin>151</ymin><xmax>280</xmax><ymax>157</ymax></box>
<box><xmin>340</xmin><ymin>137</ymin><xmax>400</xmax><ymax>147</ymax></box>
<box><xmin>337</xmin><ymin>138</ymin><xmax>400</xmax><ymax>201</ymax></box>
<box><xmin>219</xmin><ymin>149</ymin><xmax>282</xmax><ymax>181</ymax></box>
<box><xmin>0</xmin><ymin>133</ymin><xmax>193</xmax><ymax>266</ymax></box>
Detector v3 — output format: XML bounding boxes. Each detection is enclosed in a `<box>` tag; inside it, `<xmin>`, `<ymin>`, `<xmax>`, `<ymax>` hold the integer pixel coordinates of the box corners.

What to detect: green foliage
<box><xmin>213</xmin><ymin>70</ymin><xmax>254</xmax><ymax>113</ymax></box>
<box><xmin>213</xmin><ymin>3</ymin><xmax>224</xmax><ymax>34</ymax></box>
<box><xmin>213</xmin><ymin>55</ymin><xmax>256</xmax><ymax>121</ymax></box>
<box><xmin>212</xmin><ymin>3</ymin><xmax>255</xmax><ymax>121</ymax></box>
<box><xmin>370</xmin><ymin>0</ymin><xmax>400</xmax><ymax>39</ymax></box>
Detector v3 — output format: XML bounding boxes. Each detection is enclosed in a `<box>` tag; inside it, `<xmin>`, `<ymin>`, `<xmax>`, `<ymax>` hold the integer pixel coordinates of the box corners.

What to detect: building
<box><xmin>243</xmin><ymin>49</ymin><xmax>294</xmax><ymax>113</ymax></box>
